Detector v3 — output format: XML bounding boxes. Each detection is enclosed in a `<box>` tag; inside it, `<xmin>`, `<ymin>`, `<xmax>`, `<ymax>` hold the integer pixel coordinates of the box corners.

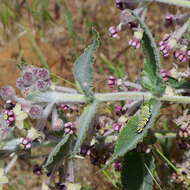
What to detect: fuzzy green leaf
<box><xmin>121</xmin><ymin>150</ymin><xmax>155</xmax><ymax>190</ymax></box>
<box><xmin>73</xmin><ymin>30</ymin><xmax>100</xmax><ymax>100</ymax></box>
<box><xmin>44</xmin><ymin>134</ymin><xmax>70</xmax><ymax>172</ymax></box>
<box><xmin>0</xmin><ymin>138</ymin><xmax>21</xmax><ymax>152</ymax></box>
<box><xmin>0</xmin><ymin>138</ymin><xmax>21</xmax><ymax>158</ymax></box>
<box><xmin>110</xmin><ymin>99</ymin><xmax>161</xmax><ymax>163</ymax></box>
<box><xmin>72</xmin><ymin>101</ymin><xmax>99</xmax><ymax>155</ymax></box>
<box><xmin>130</xmin><ymin>10</ymin><xmax>165</xmax><ymax>96</ymax></box>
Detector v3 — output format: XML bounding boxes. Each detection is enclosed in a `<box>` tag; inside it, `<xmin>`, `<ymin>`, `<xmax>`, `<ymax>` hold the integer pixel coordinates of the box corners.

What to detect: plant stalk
<box><xmin>29</xmin><ymin>91</ymin><xmax>190</xmax><ymax>104</ymax></box>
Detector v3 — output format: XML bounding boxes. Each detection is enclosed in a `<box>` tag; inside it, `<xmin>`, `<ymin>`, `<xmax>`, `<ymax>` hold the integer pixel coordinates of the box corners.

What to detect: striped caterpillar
<box><xmin>137</xmin><ymin>104</ymin><xmax>151</xmax><ymax>133</ymax></box>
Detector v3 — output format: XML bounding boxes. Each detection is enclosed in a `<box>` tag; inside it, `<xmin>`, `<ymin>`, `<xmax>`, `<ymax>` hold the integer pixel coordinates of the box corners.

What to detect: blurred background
<box><xmin>0</xmin><ymin>0</ymin><xmax>188</xmax><ymax>189</ymax></box>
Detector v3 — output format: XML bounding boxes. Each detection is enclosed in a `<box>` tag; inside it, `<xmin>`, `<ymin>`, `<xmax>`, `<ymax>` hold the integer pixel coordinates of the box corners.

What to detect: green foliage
<box><xmin>167</xmin><ymin>78</ymin><xmax>190</xmax><ymax>89</ymax></box>
<box><xmin>0</xmin><ymin>2</ymin><xmax>15</xmax><ymax>26</ymax></box>
<box><xmin>121</xmin><ymin>150</ymin><xmax>155</xmax><ymax>190</ymax></box>
<box><xmin>31</xmin><ymin>0</ymin><xmax>53</xmax><ymax>23</ymax></box>
<box><xmin>73</xmin><ymin>30</ymin><xmax>100</xmax><ymax>100</ymax></box>
<box><xmin>110</xmin><ymin>99</ymin><xmax>161</xmax><ymax>163</ymax></box>
<box><xmin>43</xmin><ymin>134</ymin><xmax>70</xmax><ymax>172</ymax></box>
<box><xmin>72</xmin><ymin>101</ymin><xmax>99</xmax><ymax>155</ymax></box>
<box><xmin>131</xmin><ymin>10</ymin><xmax>165</xmax><ymax>96</ymax></box>
<box><xmin>57</xmin><ymin>0</ymin><xmax>77</xmax><ymax>39</ymax></box>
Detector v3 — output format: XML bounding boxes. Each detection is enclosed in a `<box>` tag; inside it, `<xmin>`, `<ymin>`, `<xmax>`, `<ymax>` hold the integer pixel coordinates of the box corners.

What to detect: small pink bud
<box><xmin>128</xmin><ymin>38</ymin><xmax>141</xmax><ymax>49</ymax></box>
<box><xmin>6</xmin><ymin>100</ymin><xmax>12</xmax><ymax>104</ymax></box>
<box><xmin>108</xmin><ymin>76</ymin><xmax>117</xmax><ymax>88</ymax></box>
<box><xmin>8</xmin><ymin>117</ymin><xmax>15</xmax><ymax>122</ymax></box>
<box><xmin>109</xmin><ymin>26</ymin><xmax>120</xmax><ymax>39</ymax></box>
<box><xmin>115</xmin><ymin>105</ymin><xmax>123</xmax><ymax>113</ymax></box>
<box><xmin>64</xmin><ymin>122</ymin><xmax>76</xmax><ymax>134</ymax></box>
<box><xmin>7</xmin><ymin>111</ymin><xmax>14</xmax><ymax>116</ymax></box>
<box><xmin>60</xmin><ymin>104</ymin><xmax>69</xmax><ymax>111</ymax></box>
<box><xmin>165</xmin><ymin>14</ymin><xmax>175</xmax><ymax>26</ymax></box>
<box><xmin>113</xmin><ymin>160</ymin><xmax>122</xmax><ymax>171</ymax></box>
<box><xmin>187</xmin><ymin>50</ymin><xmax>190</xmax><ymax>57</ymax></box>
<box><xmin>25</xmin><ymin>143</ymin><xmax>32</xmax><ymax>149</ymax></box>
<box><xmin>22</xmin><ymin>137</ymin><xmax>30</xmax><ymax>145</ymax></box>
<box><xmin>112</xmin><ymin>122</ymin><xmax>122</xmax><ymax>131</ymax></box>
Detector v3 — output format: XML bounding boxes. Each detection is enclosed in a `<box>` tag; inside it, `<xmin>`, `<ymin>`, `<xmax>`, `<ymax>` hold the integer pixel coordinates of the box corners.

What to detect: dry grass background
<box><xmin>0</xmin><ymin>0</ymin><xmax>188</xmax><ymax>189</ymax></box>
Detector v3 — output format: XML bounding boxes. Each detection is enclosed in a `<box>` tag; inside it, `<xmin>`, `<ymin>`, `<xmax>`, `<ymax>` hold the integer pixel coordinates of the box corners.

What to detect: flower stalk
<box><xmin>29</xmin><ymin>91</ymin><xmax>190</xmax><ymax>104</ymax></box>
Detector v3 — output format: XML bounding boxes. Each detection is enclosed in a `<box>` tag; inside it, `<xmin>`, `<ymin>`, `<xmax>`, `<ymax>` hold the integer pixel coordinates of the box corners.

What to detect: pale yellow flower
<box><xmin>13</xmin><ymin>104</ymin><xmax>28</xmax><ymax>129</ymax></box>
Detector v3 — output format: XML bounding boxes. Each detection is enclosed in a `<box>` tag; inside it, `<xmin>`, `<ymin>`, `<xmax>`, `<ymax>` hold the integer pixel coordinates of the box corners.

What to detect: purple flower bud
<box><xmin>113</xmin><ymin>160</ymin><xmax>122</xmax><ymax>171</ymax></box>
<box><xmin>21</xmin><ymin>137</ymin><xmax>32</xmax><ymax>150</ymax></box>
<box><xmin>160</xmin><ymin>68</ymin><xmax>171</xmax><ymax>81</ymax></box>
<box><xmin>187</xmin><ymin>50</ymin><xmax>190</xmax><ymax>57</ymax></box>
<box><xmin>64</xmin><ymin>122</ymin><xmax>76</xmax><ymax>134</ymax></box>
<box><xmin>35</xmin><ymin>80</ymin><xmax>50</xmax><ymax>91</ymax></box>
<box><xmin>8</xmin><ymin>116</ymin><xmax>15</xmax><ymax>122</ymax></box>
<box><xmin>4</xmin><ymin>100</ymin><xmax>15</xmax><ymax>110</ymax></box>
<box><xmin>108</xmin><ymin>76</ymin><xmax>117</xmax><ymax>88</ymax></box>
<box><xmin>109</xmin><ymin>26</ymin><xmax>120</xmax><ymax>39</ymax></box>
<box><xmin>0</xmin><ymin>86</ymin><xmax>15</xmax><ymax>100</ymax></box>
<box><xmin>179</xmin><ymin>126</ymin><xmax>190</xmax><ymax>138</ymax></box>
<box><xmin>32</xmin><ymin>67</ymin><xmax>39</xmax><ymax>76</ymax></box>
<box><xmin>33</xmin><ymin>164</ymin><xmax>43</xmax><ymax>176</ymax></box>
<box><xmin>21</xmin><ymin>137</ymin><xmax>30</xmax><ymax>145</ymax></box>
<box><xmin>115</xmin><ymin>0</ymin><xmax>127</xmax><ymax>10</ymax></box>
<box><xmin>174</xmin><ymin>50</ymin><xmax>187</xmax><ymax>62</ymax></box>
<box><xmin>28</xmin><ymin>105</ymin><xmax>43</xmax><ymax>119</ymax></box>
<box><xmin>59</xmin><ymin>104</ymin><xmax>69</xmax><ymax>111</ymax></box>
<box><xmin>25</xmin><ymin>143</ymin><xmax>32</xmax><ymax>149</ymax></box>
<box><xmin>37</xmin><ymin>68</ymin><xmax>50</xmax><ymax>80</ymax></box>
<box><xmin>165</xmin><ymin>14</ymin><xmax>175</xmax><ymax>26</ymax></box>
<box><xmin>80</xmin><ymin>145</ymin><xmax>93</xmax><ymax>157</ymax></box>
<box><xmin>115</xmin><ymin>105</ymin><xmax>123</xmax><ymax>113</ymax></box>
<box><xmin>22</xmin><ymin>72</ymin><xmax>34</xmax><ymax>84</ymax></box>
<box><xmin>159</xmin><ymin>41</ymin><xmax>170</xmax><ymax>57</ymax></box>
<box><xmin>128</xmin><ymin>22</ymin><xmax>138</xmax><ymax>29</ymax></box>
<box><xmin>112</xmin><ymin>122</ymin><xmax>122</xmax><ymax>132</ymax></box>
<box><xmin>128</xmin><ymin>38</ymin><xmax>141</xmax><ymax>49</ymax></box>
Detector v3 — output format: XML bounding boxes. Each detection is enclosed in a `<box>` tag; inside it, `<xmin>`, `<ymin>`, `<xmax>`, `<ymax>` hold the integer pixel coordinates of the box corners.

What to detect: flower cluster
<box><xmin>16</xmin><ymin>65</ymin><xmax>51</xmax><ymax>96</ymax></box>
<box><xmin>159</xmin><ymin>34</ymin><xmax>190</xmax><ymax>62</ymax></box>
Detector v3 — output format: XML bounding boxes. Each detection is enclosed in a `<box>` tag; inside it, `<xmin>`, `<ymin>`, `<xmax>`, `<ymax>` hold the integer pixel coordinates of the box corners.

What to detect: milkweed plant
<box><xmin>1</xmin><ymin>0</ymin><xmax>190</xmax><ymax>189</ymax></box>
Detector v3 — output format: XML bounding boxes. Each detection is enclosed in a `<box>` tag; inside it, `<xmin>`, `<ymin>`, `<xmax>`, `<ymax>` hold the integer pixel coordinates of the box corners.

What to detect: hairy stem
<box><xmin>29</xmin><ymin>91</ymin><xmax>190</xmax><ymax>104</ymax></box>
